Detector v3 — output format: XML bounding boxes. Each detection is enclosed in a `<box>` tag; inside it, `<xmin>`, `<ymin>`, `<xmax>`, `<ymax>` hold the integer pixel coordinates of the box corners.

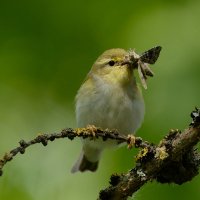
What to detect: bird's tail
<box><xmin>71</xmin><ymin>150</ymin><xmax>99</xmax><ymax>173</ymax></box>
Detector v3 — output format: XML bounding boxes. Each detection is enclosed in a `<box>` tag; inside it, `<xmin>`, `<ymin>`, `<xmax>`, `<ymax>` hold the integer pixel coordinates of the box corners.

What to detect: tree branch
<box><xmin>0</xmin><ymin>108</ymin><xmax>200</xmax><ymax>200</ymax></box>
<box><xmin>98</xmin><ymin>108</ymin><xmax>200</xmax><ymax>200</ymax></box>
<box><xmin>0</xmin><ymin>126</ymin><xmax>148</xmax><ymax>176</ymax></box>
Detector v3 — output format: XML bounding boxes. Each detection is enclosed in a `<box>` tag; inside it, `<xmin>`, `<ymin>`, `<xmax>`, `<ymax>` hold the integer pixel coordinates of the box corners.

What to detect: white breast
<box><xmin>76</xmin><ymin>75</ymin><xmax>145</xmax><ymax>136</ymax></box>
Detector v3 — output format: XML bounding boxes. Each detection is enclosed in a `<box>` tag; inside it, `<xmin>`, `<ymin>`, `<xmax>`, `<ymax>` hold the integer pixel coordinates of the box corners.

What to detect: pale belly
<box><xmin>76</xmin><ymin>82</ymin><xmax>145</xmax><ymax>135</ymax></box>
<box><xmin>75</xmin><ymin>79</ymin><xmax>145</xmax><ymax>161</ymax></box>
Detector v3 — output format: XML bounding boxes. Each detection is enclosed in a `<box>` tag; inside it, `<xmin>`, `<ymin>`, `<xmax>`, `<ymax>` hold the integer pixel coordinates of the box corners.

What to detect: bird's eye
<box><xmin>108</xmin><ymin>60</ymin><xmax>115</xmax><ymax>66</ymax></box>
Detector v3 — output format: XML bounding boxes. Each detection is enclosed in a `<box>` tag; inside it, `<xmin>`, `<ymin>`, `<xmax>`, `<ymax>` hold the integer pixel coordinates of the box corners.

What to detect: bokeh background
<box><xmin>0</xmin><ymin>0</ymin><xmax>200</xmax><ymax>199</ymax></box>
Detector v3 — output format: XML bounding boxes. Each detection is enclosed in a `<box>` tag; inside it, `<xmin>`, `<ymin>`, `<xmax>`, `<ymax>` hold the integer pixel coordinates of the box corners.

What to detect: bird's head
<box><xmin>89</xmin><ymin>48</ymin><xmax>135</xmax><ymax>85</ymax></box>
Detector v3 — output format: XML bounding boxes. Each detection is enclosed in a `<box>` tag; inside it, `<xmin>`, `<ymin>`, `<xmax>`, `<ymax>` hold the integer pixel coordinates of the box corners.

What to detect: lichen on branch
<box><xmin>0</xmin><ymin>108</ymin><xmax>200</xmax><ymax>200</ymax></box>
<box><xmin>98</xmin><ymin>108</ymin><xmax>200</xmax><ymax>200</ymax></box>
<box><xmin>0</xmin><ymin>126</ymin><xmax>148</xmax><ymax>176</ymax></box>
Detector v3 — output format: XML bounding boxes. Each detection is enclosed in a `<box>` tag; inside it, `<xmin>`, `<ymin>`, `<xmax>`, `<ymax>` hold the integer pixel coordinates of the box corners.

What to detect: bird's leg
<box><xmin>127</xmin><ymin>134</ymin><xmax>136</xmax><ymax>149</ymax></box>
<box><xmin>86</xmin><ymin>125</ymin><xmax>98</xmax><ymax>137</ymax></box>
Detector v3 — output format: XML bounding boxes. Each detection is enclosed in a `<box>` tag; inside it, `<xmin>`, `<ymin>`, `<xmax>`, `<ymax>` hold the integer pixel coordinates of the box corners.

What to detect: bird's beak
<box><xmin>121</xmin><ymin>55</ymin><xmax>138</xmax><ymax>69</ymax></box>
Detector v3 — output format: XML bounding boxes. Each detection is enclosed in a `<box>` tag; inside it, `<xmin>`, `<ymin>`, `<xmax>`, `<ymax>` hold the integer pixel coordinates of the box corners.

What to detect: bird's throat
<box><xmin>103</xmin><ymin>66</ymin><xmax>133</xmax><ymax>86</ymax></box>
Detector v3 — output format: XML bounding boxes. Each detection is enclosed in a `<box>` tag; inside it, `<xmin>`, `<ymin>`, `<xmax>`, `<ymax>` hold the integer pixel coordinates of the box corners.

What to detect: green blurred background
<box><xmin>0</xmin><ymin>0</ymin><xmax>199</xmax><ymax>199</ymax></box>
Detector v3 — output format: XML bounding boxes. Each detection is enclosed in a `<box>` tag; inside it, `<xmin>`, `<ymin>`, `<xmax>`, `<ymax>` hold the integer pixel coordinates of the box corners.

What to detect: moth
<box><xmin>128</xmin><ymin>46</ymin><xmax>162</xmax><ymax>89</ymax></box>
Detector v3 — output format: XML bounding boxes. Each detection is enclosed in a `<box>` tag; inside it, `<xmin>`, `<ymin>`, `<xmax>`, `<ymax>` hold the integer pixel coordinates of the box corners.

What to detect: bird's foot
<box><xmin>127</xmin><ymin>134</ymin><xmax>136</xmax><ymax>149</ymax></box>
<box><xmin>86</xmin><ymin>125</ymin><xmax>98</xmax><ymax>137</ymax></box>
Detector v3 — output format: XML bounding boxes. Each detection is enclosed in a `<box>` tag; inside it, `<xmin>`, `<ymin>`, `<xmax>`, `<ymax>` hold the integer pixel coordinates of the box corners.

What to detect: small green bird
<box><xmin>71</xmin><ymin>47</ymin><xmax>161</xmax><ymax>173</ymax></box>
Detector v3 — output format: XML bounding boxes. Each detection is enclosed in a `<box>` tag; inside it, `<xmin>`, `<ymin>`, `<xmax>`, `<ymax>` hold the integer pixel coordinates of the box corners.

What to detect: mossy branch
<box><xmin>98</xmin><ymin>108</ymin><xmax>200</xmax><ymax>200</ymax></box>
<box><xmin>0</xmin><ymin>126</ymin><xmax>149</xmax><ymax>176</ymax></box>
<box><xmin>0</xmin><ymin>108</ymin><xmax>200</xmax><ymax>200</ymax></box>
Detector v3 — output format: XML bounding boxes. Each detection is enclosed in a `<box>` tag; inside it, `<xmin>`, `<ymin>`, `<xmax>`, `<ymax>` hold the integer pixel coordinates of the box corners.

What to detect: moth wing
<box><xmin>138</xmin><ymin>64</ymin><xmax>147</xmax><ymax>89</ymax></box>
<box><xmin>140</xmin><ymin>46</ymin><xmax>161</xmax><ymax>64</ymax></box>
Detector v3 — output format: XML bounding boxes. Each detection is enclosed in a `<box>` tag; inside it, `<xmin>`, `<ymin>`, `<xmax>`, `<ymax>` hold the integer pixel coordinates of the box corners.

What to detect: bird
<box><xmin>71</xmin><ymin>47</ymin><xmax>161</xmax><ymax>173</ymax></box>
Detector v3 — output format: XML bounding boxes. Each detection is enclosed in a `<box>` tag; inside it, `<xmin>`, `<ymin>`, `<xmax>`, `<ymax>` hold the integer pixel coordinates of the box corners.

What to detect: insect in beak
<box><xmin>127</xmin><ymin>46</ymin><xmax>162</xmax><ymax>89</ymax></box>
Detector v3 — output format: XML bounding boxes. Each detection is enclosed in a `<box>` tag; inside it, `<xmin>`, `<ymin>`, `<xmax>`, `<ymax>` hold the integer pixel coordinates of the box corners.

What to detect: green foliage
<box><xmin>0</xmin><ymin>0</ymin><xmax>200</xmax><ymax>199</ymax></box>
